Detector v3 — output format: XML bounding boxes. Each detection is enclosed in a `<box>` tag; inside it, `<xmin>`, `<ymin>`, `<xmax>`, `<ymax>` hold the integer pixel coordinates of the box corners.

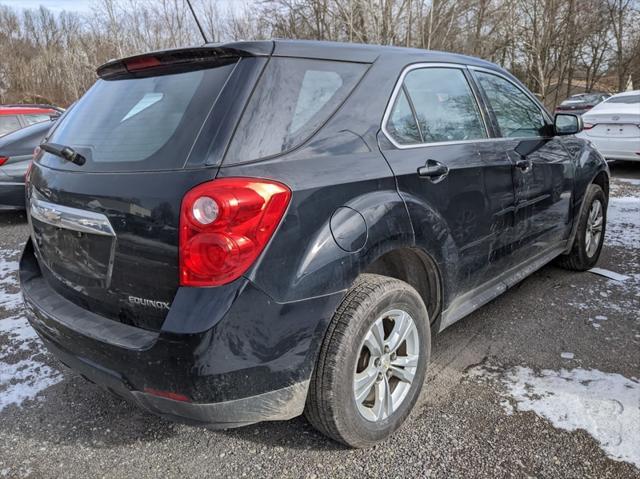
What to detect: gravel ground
<box><xmin>0</xmin><ymin>162</ymin><xmax>638</xmax><ymax>479</ymax></box>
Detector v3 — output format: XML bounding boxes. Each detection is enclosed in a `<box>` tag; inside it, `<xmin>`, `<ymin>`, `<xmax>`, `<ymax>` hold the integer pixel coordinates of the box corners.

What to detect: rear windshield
<box><xmin>224</xmin><ymin>58</ymin><xmax>367</xmax><ymax>164</ymax></box>
<box><xmin>561</xmin><ymin>94</ymin><xmax>601</xmax><ymax>105</ymax></box>
<box><xmin>23</xmin><ymin>114</ymin><xmax>51</xmax><ymax>125</ymax></box>
<box><xmin>605</xmin><ymin>94</ymin><xmax>640</xmax><ymax>104</ymax></box>
<box><xmin>41</xmin><ymin>61</ymin><xmax>237</xmax><ymax>172</ymax></box>
<box><xmin>0</xmin><ymin>115</ymin><xmax>21</xmax><ymax>136</ymax></box>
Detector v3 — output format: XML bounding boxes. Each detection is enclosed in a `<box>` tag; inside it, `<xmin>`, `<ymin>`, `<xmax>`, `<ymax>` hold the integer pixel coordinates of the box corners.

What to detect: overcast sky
<box><xmin>0</xmin><ymin>0</ymin><xmax>245</xmax><ymax>14</ymax></box>
<box><xmin>0</xmin><ymin>0</ymin><xmax>94</xmax><ymax>13</ymax></box>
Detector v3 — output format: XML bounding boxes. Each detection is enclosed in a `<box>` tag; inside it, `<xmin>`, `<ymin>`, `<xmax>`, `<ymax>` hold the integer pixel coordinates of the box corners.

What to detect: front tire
<box><xmin>305</xmin><ymin>274</ymin><xmax>430</xmax><ymax>448</ymax></box>
<box><xmin>557</xmin><ymin>184</ymin><xmax>607</xmax><ymax>271</ymax></box>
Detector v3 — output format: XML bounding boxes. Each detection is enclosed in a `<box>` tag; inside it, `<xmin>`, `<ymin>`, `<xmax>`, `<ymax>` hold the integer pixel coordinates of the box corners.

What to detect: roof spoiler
<box><xmin>97</xmin><ymin>43</ymin><xmax>274</xmax><ymax>80</ymax></box>
<box><xmin>1</xmin><ymin>103</ymin><xmax>64</xmax><ymax>113</ymax></box>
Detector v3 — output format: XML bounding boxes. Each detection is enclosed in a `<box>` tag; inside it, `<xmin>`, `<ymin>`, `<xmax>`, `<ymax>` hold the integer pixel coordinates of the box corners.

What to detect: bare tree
<box><xmin>0</xmin><ymin>0</ymin><xmax>637</xmax><ymax>108</ymax></box>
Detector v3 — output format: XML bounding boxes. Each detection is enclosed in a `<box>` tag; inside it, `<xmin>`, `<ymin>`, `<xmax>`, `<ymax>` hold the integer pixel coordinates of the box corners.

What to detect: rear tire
<box><xmin>556</xmin><ymin>184</ymin><xmax>607</xmax><ymax>271</ymax></box>
<box><xmin>305</xmin><ymin>274</ymin><xmax>430</xmax><ymax>448</ymax></box>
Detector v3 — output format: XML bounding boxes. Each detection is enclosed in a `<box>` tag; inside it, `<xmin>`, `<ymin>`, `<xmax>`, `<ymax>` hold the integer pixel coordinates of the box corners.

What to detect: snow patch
<box><xmin>0</xmin><ymin>314</ymin><xmax>40</xmax><ymax>354</ymax></box>
<box><xmin>0</xmin><ymin>254</ymin><xmax>22</xmax><ymax>312</ymax></box>
<box><xmin>471</xmin><ymin>365</ymin><xmax>640</xmax><ymax>468</ymax></box>
<box><xmin>0</xmin><ymin>250</ymin><xmax>63</xmax><ymax>411</ymax></box>
<box><xmin>503</xmin><ymin>367</ymin><xmax>640</xmax><ymax>468</ymax></box>
<box><xmin>617</xmin><ymin>177</ymin><xmax>640</xmax><ymax>186</ymax></box>
<box><xmin>0</xmin><ymin>358</ymin><xmax>62</xmax><ymax>411</ymax></box>
<box><xmin>606</xmin><ymin>196</ymin><xmax>640</xmax><ymax>249</ymax></box>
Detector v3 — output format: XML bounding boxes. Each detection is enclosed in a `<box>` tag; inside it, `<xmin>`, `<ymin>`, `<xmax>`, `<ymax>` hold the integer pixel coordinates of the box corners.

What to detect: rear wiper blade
<box><xmin>40</xmin><ymin>142</ymin><xmax>86</xmax><ymax>166</ymax></box>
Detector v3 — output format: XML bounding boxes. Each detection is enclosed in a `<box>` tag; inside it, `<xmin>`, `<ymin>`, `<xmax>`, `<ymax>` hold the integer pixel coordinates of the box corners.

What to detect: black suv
<box><xmin>20</xmin><ymin>40</ymin><xmax>608</xmax><ymax>448</ymax></box>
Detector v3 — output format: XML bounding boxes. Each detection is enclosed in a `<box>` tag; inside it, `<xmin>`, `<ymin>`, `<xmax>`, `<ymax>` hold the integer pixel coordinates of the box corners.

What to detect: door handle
<box><xmin>508</xmin><ymin>149</ymin><xmax>532</xmax><ymax>172</ymax></box>
<box><xmin>418</xmin><ymin>160</ymin><xmax>449</xmax><ymax>181</ymax></box>
<box><xmin>515</xmin><ymin>158</ymin><xmax>532</xmax><ymax>172</ymax></box>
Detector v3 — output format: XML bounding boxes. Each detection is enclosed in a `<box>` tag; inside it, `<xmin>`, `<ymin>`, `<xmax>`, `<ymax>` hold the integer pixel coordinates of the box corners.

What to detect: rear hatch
<box><xmin>27</xmin><ymin>48</ymin><xmax>266</xmax><ymax>331</ymax></box>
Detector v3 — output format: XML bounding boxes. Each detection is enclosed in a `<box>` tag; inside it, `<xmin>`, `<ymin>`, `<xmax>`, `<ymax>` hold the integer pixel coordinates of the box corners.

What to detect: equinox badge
<box><xmin>128</xmin><ymin>295</ymin><xmax>170</xmax><ymax>310</ymax></box>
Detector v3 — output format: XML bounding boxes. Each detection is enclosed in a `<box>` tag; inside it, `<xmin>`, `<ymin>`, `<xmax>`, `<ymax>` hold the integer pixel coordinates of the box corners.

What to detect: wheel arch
<box><xmin>564</xmin><ymin>158</ymin><xmax>610</xmax><ymax>255</ymax></box>
<box><xmin>362</xmin><ymin>247</ymin><xmax>443</xmax><ymax>328</ymax></box>
<box><xmin>591</xmin><ymin>169</ymin><xmax>610</xmax><ymax>200</ymax></box>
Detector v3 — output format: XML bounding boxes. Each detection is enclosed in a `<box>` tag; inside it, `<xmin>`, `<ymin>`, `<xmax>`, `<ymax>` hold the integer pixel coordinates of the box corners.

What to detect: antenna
<box><xmin>185</xmin><ymin>0</ymin><xmax>209</xmax><ymax>44</ymax></box>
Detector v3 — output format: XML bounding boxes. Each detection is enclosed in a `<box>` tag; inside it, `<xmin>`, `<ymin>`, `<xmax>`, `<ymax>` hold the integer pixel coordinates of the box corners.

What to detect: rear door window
<box><xmin>225</xmin><ymin>58</ymin><xmax>367</xmax><ymax>163</ymax></box>
<box><xmin>385</xmin><ymin>67</ymin><xmax>487</xmax><ymax>145</ymax></box>
<box><xmin>0</xmin><ymin>115</ymin><xmax>21</xmax><ymax>136</ymax></box>
<box><xmin>386</xmin><ymin>88</ymin><xmax>422</xmax><ymax>145</ymax></box>
<box><xmin>40</xmin><ymin>61</ymin><xmax>238</xmax><ymax>172</ymax></box>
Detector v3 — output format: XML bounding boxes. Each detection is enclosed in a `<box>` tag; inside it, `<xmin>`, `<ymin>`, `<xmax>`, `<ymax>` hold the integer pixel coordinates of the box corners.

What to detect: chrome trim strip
<box><xmin>380</xmin><ymin>62</ymin><xmax>491</xmax><ymax>150</ymax></box>
<box><xmin>30</xmin><ymin>197</ymin><xmax>115</xmax><ymax>237</ymax></box>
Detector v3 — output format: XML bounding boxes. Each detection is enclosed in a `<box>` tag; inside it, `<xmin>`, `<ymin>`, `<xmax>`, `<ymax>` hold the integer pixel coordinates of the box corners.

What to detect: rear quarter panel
<box><xmin>220</xmin><ymin>54</ymin><xmax>497</xmax><ymax>314</ymax></box>
<box><xmin>218</xmin><ymin>132</ymin><xmax>412</xmax><ymax>303</ymax></box>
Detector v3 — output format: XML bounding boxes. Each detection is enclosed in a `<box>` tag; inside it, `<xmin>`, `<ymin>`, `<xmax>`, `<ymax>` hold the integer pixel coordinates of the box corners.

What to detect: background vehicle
<box><xmin>577</xmin><ymin>90</ymin><xmax>640</xmax><ymax>162</ymax></box>
<box><xmin>555</xmin><ymin>93</ymin><xmax>610</xmax><ymax>116</ymax></box>
<box><xmin>0</xmin><ymin>119</ymin><xmax>55</xmax><ymax>210</ymax></box>
<box><xmin>0</xmin><ymin>104</ymin><xmax>62</xmax><ymax>137</ymax></box>
<box><xmin>20</xmin><ymin>40</ymin><xmax>609</xmax><ymax>448</ymax></box>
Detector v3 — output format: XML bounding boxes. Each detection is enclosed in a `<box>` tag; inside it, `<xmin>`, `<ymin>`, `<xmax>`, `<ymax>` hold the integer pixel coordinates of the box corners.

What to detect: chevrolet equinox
<box><xmin>20</xmin><ymin>40</ymin><xmax>609</xmax><ymax>448</ymax></box>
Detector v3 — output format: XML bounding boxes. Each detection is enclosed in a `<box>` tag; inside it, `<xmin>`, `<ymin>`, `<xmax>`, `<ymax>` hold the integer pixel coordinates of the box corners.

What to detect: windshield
<box><xmin>41</xmin><ymin>61</ymin><xmax>238</xmax><ymax>172</ymax></box>
<box><xmin>605</xmin><ymin>94</ymin><xmax>640</xmax><ymax>104</ymax></box>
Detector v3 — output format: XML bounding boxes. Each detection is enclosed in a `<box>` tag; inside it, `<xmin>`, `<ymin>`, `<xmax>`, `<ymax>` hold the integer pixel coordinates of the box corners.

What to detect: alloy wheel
<box><xmin>585</xmin><ymin>199</ymin><xmax>604</xmax><ymax>258</ymax></box>
<box><xmin>353</xmin><ymin>309</ymin><xmax>420</xmax><ymax>422</ymax></box>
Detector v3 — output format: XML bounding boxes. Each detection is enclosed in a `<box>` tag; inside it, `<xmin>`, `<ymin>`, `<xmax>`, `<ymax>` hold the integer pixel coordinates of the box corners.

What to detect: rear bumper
<box><xmin>577</xmin><ymin>134</ymin><xmax>640</xmax><ymax>161</ymax></box>
<box><xmin>600</xmin><ymin>151</ymin><xmax>640</xmax><ymax>162</ymax></box>
<box><xmin>40</xmin><ymin>336</ymin><xmax>308</xmax><ymax>428</ymax></box>
<box><xmin>20</xmin><ymin>239</ymin><xmax>342</xmax><ymax>427</ymax></box>
<box><xmin>0</xmin><ymin>181</ymin><xmax>26</xmax><ymax>210</ymax></box>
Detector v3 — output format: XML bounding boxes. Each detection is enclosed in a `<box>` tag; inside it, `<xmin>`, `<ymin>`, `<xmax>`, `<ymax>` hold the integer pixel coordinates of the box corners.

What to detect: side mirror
<box><xmin>554</xmin><ymin>113</ymin><xmax>583</xmax><ymax>135</ymax></box>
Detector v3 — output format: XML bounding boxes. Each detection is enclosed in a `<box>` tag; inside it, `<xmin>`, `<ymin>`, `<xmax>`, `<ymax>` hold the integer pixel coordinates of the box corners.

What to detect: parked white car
<box><xmin>576</xmin><ymin>90</ymin><xmax>640</xmax><ymax>162</ymax></box>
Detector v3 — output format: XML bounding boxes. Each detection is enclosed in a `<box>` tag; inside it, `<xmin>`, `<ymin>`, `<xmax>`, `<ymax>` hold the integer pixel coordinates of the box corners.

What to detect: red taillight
<box><xmin>0</xmin><ymin>156</ymin><xmax>8</xmax><ymax>166</ymax></box>
<box><xmin>143</xmin><ymin>388</ymin><xmax>191</xmax><ymax>402</ymax></box>
<box><xmin>583</xmin><ymin>123</ymin><xmax>595</xmax><ymax>130</ymax></box>
<box><xmin>125</xmin><ymin>56</ymin><xmax>161</xmax><ymax>72</ymax></box>
<box><xmin>179</xmin><ymin>178</ymin><xmax>291</xmax><ymax>287</ymax></box>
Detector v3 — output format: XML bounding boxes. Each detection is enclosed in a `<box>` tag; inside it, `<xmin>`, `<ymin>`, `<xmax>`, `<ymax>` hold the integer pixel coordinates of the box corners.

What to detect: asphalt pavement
<box><xmin>0</xmin><ymin>162</ymin><xmax>638</xmax><ymax>479</ymax></box>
